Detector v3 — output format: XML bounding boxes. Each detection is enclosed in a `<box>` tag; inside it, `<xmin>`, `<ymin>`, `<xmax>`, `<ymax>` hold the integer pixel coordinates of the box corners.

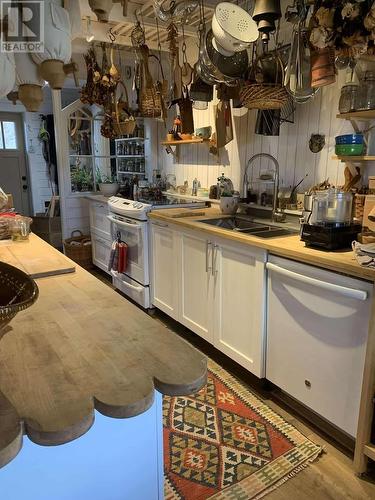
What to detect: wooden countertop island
<box><xmin>0</xmin><ymin>236</ymin><xmax>206</xmax><ymax>499</ymax></box>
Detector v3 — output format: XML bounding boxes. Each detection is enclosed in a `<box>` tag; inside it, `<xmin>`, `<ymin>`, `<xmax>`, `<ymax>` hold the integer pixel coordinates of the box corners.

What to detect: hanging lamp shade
<box><xmin>63</xmin><ymin>0</ymin><xmax>82</xmax><ymax>39</ymax></box>
<box><xmin>31</xmin><ymin>0</ymin><xmax>72</xmax><ymax>89</ymax></box>
<box><xmin>0</xmin><ymin>53</ymin><xmax>16</xmax><ymax>99</ymax></box>
<box><xmin>88</xmin><ymin>0</ymin><xmax>113</xmax><ymax>23</ymax></box>
<box><xmin>15</xmin><ymin>53</ymin><xmax>44</xmax><ymax>112</ymax></box>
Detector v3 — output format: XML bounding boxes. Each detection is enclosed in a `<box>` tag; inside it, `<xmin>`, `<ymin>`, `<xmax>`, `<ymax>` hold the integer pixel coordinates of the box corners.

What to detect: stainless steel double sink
<box><xmin>198</xmin><ymin>216</ymin><xmax>297</xmax><ymax>239</ymax></box>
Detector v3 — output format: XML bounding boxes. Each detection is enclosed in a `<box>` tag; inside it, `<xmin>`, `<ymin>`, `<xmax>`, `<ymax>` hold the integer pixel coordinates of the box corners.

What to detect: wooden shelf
<box><xmin>117</xmin><ymin>155</ymin><xmax>144</xmax><ymax>158</ymax></box>
<box><xmin>333</xmin><ymin>155</ymin><xmax>375</xmax><ymax>162</ymax></box>
<box><xmin>337</xmin><ymin>110</ymin><xmax>375</xmax><ymax>120</ymax></box>
<box><xmin>115</xmin><ymin>137</ymin><xmax>146</xmax><ymax>142</ymax></box>
<box><xmin>161</xmin><ymin>138</ymin><xmax>204</xmax><ymax>145</ymax></box>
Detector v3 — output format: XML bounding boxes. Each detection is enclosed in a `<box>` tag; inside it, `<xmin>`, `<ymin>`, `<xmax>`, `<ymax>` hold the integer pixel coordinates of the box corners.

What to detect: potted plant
<box><xmin>97</xmin><ymin>169</ymin><xmax>119</xmax><ymax>196</ymax></box>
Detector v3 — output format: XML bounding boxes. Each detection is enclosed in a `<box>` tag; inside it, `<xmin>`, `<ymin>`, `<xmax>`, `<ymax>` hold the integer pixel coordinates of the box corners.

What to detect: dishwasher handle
<box><xmin>266</xmin><ymin>262</ymin><xmax>368</xmax><ymax>301</ymax></box>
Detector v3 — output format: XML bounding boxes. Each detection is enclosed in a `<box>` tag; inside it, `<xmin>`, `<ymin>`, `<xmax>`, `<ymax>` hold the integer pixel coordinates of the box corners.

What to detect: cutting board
<box><xmin>363</xmin><ymin>195</ymin><xmax>375</xmax><ymax>232</ymax></box>
<box><xmin>0</xmin><ymin>233</ymin><xmax>75</xmax><ymax>278</ymax></box>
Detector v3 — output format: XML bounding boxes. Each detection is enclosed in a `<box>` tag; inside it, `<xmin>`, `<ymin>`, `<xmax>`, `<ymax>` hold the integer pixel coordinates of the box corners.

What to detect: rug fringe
<box><xmin>252</xmin><ymin>447</ymin><xmax>324</xmax><ymax>500</ymax></box>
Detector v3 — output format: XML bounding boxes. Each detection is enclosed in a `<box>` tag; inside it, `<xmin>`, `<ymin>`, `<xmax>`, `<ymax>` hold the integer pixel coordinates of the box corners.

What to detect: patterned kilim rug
<box><xmin>163</xmin><ymin>360</ymin><xmax>322</xmax><ymax>500</ymax></box>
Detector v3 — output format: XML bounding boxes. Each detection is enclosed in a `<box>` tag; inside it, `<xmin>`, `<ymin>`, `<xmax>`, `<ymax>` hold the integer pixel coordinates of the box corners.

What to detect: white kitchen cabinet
<box><xmin>213</xmin><ymin>241</ymin><xmax>266</xmax><ymax>377</ymax></box>
<box><xmin>179</xmin><ymin>231</ymin><xmax>214</xmax><ymax>343</ymax></box>
<box><xmin>150</xmin><ymin>221</ymin><xmax>179</xmax><ymax>319</ymax></box>
<box><xmin>89</xmin><ymin>201</ymin><xmax>111</xmax><ymax>240</ymax></box>
<box><xmin>91</xmin><ymin>234</ymin><xmax>112</xmax><ymax>273</ymax></box>
<box><xmin>266</xmin><ymin>255</ymin><xmax>373</xmax><ymax>437</ymax></box>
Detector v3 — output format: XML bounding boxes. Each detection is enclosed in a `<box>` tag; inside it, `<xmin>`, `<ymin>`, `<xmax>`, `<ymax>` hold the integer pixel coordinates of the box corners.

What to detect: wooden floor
<box><xmin>152</xmin><ymin>311</ymin><xmax>375</xmax><ymax>500</ymax></box>
<box><xmin>89</xmin><ymin>270</ymin><xmax>375</xmax><ymax>499</ymax></box>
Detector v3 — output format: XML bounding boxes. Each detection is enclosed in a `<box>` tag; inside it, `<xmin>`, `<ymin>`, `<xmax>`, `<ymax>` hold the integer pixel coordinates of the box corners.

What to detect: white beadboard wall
<box><xmin>158</xmin><ymin>70</ymin><xmax>374</xmax><ymax>194</ymax></box>
<box><xmin>157</xmin><ymin>0</ymin><xmax>375</xmax><ymax>193</ymax></box>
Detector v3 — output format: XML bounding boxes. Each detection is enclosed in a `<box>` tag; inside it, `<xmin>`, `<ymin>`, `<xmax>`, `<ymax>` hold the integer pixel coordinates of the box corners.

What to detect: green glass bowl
<box><xmin>335</xmin><ymin>144</ymin><xmax>364</xmax><ymax>156</ymax></box>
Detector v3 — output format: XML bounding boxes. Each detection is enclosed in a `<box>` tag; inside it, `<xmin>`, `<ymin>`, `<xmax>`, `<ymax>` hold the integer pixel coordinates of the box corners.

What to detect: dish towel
<box><xmin>108</xmin><ymin>240</ymin><xmax>128</xmax><ymax>273</ymax></box>
<box><xmin>352</xmin><ymin>241</ymin><xmax>375</xmax><ymax>267</ymax></box>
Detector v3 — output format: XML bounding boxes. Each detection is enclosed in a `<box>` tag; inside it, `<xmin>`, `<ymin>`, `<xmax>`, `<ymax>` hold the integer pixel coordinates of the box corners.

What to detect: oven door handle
<box><xmin>111</xmin><ymin>271</ymin><xmax>143</xmax><ymax>291</ymax></box>
<box><xmin>107</xmin><ymin>215</ymin><xmax>142</xmax><ymax>231</ymax></box>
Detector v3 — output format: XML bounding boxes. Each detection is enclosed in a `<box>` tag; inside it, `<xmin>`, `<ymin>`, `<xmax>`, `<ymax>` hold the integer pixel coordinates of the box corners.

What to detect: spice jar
<box><xmin>357</xmin><ymin>71</ymin><xmax>375</xmax><ymax>110</ymax></box>
<box><xmin>339</xmin><ymin>83</ymin><xmax>359</xmax><ymax>113</ymax></box>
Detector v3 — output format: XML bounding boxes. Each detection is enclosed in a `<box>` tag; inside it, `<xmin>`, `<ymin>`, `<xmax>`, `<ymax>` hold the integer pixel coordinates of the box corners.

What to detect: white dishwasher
<box><xmin>266</xmin><ymin>255</ymin><xmax>372</xmax><ymax>437</ymax></box>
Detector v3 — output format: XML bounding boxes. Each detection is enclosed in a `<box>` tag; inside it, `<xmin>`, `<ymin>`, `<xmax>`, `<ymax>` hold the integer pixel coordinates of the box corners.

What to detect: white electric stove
<box><xmin>107</xmin><ymin>196</ymin><xmax>206</xmax><ymax>308</ymax></box>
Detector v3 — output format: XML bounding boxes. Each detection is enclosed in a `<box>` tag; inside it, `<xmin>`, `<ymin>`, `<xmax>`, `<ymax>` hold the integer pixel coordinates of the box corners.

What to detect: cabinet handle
<box><xmin>211</xmin><ymin>244</ymin><xmax>218</xmax><ymax>276</ymax></box>
<box><xmin>206</xmin><ymin>241</ymin><xmax>212</xmax><ymax>273</ymax></box>
<box><xmin>266</xmin><ymin>262</ymin><xmax>368</xmax><ymax>301</ymax></box>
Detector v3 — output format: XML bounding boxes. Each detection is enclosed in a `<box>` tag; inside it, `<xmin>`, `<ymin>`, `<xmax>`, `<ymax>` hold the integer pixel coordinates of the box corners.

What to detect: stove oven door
<box><xmin>107</xmin><ymin>214</ymin><xmax>149</xmax><ymax>286</ymax></box>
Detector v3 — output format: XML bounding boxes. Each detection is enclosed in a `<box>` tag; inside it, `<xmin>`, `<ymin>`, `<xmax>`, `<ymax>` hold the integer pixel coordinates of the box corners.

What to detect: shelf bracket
<box><xmin>165</xmin><ymin>145</ymin><xmax>179</xmax><ymax>162</ymax></box>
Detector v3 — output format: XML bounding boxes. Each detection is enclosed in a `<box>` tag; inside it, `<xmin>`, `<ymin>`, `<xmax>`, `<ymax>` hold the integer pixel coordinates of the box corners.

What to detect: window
<box><xmin>0</xmin><ymin>121</ymin><xmax>17</xmax><ymax>150</ymax></box>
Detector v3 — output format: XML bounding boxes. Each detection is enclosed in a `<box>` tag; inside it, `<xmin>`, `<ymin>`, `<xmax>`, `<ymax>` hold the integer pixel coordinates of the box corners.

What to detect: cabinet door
<box><xmin>179</xmin><ymin>231</ymin><xmax>214</xmax><ymax>343</ymax></box>
<box><xmin>213</xmin><ymin>242</ymin><xmax>266</xmax><ymax>378</ymax></box>
<box><xmin>150</xmin><ymin>222</ymin><xmax>178</xmax><ymax>318</ymax></box>
<box><xmin>92</xmin><ymin>235</ymin><xmax>112</xmax><ymax>274</ymax></box>
<box><xmin>89</xmin><ymin>202</ymin><xmax>111</xmax><ymax>240</ymax></box>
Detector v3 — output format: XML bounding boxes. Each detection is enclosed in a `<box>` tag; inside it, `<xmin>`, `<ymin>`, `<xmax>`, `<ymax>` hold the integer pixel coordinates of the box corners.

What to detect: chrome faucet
<box><xmin>242</xmin><ymin>153</ymin><xmax>286</xmax><ymax>223</ymax></box>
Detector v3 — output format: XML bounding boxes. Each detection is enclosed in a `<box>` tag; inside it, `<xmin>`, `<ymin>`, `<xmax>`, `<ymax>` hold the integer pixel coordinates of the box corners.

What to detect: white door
<box><xmin>0</xmin><ymin>113</ymin><xmax>30</xmax><ymax>214</ymax></box>
<box><xmin>266</xmin><ymin>255</ymin><xmax>373</xmax><ymax>436</ymax></box>
<box><xmin>179</xmin><ymin>231</ymin><xmax>214</xmax><ymax>343</ymax></box>
<box><xmin>150</xmin><ymin>221</ymin><xmax>178</xmax><ymax>319</ymax></box>
<box><xmin>213</xmin><ymin>241</ymin><xmax>266</xmax><ymax>377</ymax></box>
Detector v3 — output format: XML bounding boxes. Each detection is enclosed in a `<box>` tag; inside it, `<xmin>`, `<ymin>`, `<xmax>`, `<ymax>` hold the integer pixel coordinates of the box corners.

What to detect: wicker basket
<box><xmin>114</xmin><ymin>81</ymin><xmax>137</xmax><ymax>137</ymax></box>
<box><xmin>0</xmin><ymin>262</ymin><xmax>39</xmax><ymax>333</ymax></box>
<box><xmin>139</xmin><ymin>54</ymin><xmax>168</xmax><ymax>118</ymax></box>
<box><xmin>0</xmin><ymin>216</ymin><xmax>10</xmax><ymax>240</ymax></box>
<box><xmin>240</xmin><ymin>54</ymin><xmax>289</xmax><ymax>110</ymax></box>
<box><xmin>239</xmin><ymin>83</ymin><xmax>289</xmax><ymax>110</ymax></box>
<box><xmin>63</xmin><ymin>230</ymin><xmax>93</xmax><ymax>269</ymax></box>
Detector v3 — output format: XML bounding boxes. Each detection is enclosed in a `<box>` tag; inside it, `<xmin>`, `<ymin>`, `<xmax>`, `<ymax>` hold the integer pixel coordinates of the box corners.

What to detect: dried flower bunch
<box><xmin>309</xmin><ymin>0</ymin><xmax>375</xmax><ymax>58</ymax></box>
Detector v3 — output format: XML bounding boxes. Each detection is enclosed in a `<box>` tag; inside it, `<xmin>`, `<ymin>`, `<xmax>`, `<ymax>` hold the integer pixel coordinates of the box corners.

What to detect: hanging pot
<box><xmin>311</xmin><ymin>48</ymin><xmax>336</xmax><ymax>88</ymax></box>
<box><xmin>31</xmin><ymin>0</ymin><xmax>72</xmax><ymax>89</ymax></box>
<box><xmin>0</xmin><ymin>53</ymin><xmax>16</xmax><ymax>99</ymax></box>
<box><xmin>88</xmin><ymin>0</ymin><xmax>113</xmax><ymax>23</ymax></box>
<box><xmin>15</xmin><ymin>53</ymin><xmax>44</xmax><ymax>111</ymax></box>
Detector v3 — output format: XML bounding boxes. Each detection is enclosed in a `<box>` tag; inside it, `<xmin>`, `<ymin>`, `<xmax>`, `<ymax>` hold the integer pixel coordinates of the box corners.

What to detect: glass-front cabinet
<box><xmin>68</xmin><ymin>106</ymin><xmax>115</xmax><ymax>194</ymax></box>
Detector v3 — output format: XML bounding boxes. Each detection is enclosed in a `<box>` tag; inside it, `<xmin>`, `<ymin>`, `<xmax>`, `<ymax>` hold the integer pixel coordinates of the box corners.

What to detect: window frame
<box><xmin>0</xmin><ymin>120</ymin><xmax>18</xmax><ymax>151</ymax></box>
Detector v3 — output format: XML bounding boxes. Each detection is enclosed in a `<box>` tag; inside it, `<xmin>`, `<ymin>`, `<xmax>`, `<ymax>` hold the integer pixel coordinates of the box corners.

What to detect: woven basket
<box><xmin>139</xmin><ymin>54</ymin><xmax>168</xmax><ymax>118</ymax></box>
<box><xmin>0</xmin><ymin>262</ymin><xmax>39</xmax><ymax>333</ymax></box>
<box><xmin>114</xmin><ymin>81</ymin><xmax>137</xmax><ymax>136</ymax></box>
<box><xmin>239</xmin><ymin>83</ymin><xmax>289</xmax><ymax>110</ymax></box>
<box><xmin>240</xmin><ymin>54</ymin><xmax>289</xmax><ymax>110</ymax></box>
<box><xmin>63</xmin><ymin>230</ymin><xmax>93</xmax><ymax>269</ymax></box>
<box><xmin>0</xmin><ymin>216</ymin><xmax>10</xmax><ymax>240</ymax></box>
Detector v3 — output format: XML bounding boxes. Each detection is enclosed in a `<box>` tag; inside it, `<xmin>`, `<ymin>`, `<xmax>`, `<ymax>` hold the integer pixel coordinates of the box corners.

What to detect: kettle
<box><xmin>217</xmin><ymin>173</ymin><xmax>234</xmax><ymax>197</ymax></box>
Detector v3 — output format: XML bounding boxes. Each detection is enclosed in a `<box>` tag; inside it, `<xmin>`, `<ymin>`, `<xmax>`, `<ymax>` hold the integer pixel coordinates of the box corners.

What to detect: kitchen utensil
<box><xmin>182</xmin><ymin>61</ymin><xmax>193</xmax><ymax>86</ymax></box>
<box><xmin>284</xmin><ymin>24</ymin><xmax>319</xmax><ymax>103</ymax></box>
<box><xmin>311</xmin><ymin>48</ymin><xmax>336</xmax><ymax>88</ymax></box>
<box><xmin>310</xmin><ymin>189</ymin><xmax>353</xmax><ymax>226</ymax></box>
<box><xmin>211</xmin><ymin>2</ymin><xmax>258</xmax><ymax>56</ymax></box>
<box><xmin>173</xmin><ymin>46</ymin><xmax>183</xmax><ymax>101</ymax></box>
<box><xmin>336</xmin><ymin>134</ymin><xmax>364</xmax><ymax>145</ymax></box>
<box><xmin>190</xmin><ymin>68</ymin><xmax>213</xmax><ymax>102</ymax></box>
<box><xmin>215</xmin><ymin>101</ymin><xmax>233</xmax><ymax>148</ymax></box>
<box><xmin>335</xmin><ymin>144</ymin><xmax>364</xmax><ymax>156</ymax></box>
<box><xmin>154</xmin><ymin>0</ymin><xmax>199</xmax><ymax>24</ymax></box>
<box><xmin>253</xmin><ymin>0</ymin><xmax>282</xmax><ymax>44</ymax></box>
<box><xmin>206</xmin><ymin>30</ymin><xmax>248</xmax><ymax>78</ymax></box>
<box><xmin>178</xmin><ymin>88</ymin><xmax>194</xmax><ymax>133</ymax></box>
<box><xmin>195</xmin><ymin>126</ymin><xmax>212</xmax><ymax>139</ymax></box>
<box><xmin>198</xmin><ymin>30</ymin><xmax>239</xmax><ymax>86</ymax></box>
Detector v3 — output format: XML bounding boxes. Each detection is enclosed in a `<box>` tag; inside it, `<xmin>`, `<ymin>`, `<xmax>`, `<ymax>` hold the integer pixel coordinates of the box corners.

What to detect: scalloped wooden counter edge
<box><xmin>0</xmin><ymin>238</ymin><xmax>207</xmax><ymax>469</ymax></box>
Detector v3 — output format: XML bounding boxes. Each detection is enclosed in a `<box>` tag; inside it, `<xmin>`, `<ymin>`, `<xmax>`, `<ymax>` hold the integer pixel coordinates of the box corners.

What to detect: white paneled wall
<box><xmin>157</xmin><ymin>0</ymin><xmax>375</xmax><ymax>194</ymax></box>
<box><xmin>158</xmin><ymin>70</ymin><xmax>375</xmax><ymax>194</ymax></box>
